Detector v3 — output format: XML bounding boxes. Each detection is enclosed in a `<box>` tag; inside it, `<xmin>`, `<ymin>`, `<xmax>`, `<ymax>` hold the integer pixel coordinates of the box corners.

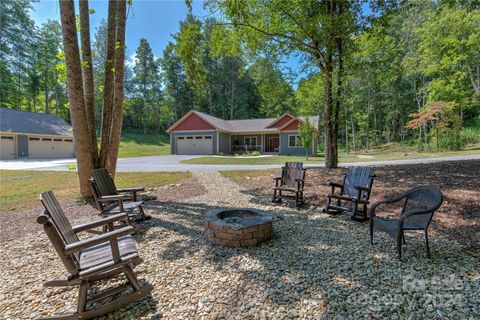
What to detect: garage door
<box><xmin>176</xmin><ymin>135</ymin><xmax>213</xmax><ymax>155</ymax></box>
<box><xmin>0</xmin><ymin>135</ymin><xmax>16</xmax><ymax>160</ymax></box>
<box><xmin>28</xmin><ymin>137</ymin><xmax>75</xmax><ymax>159</ymax></box>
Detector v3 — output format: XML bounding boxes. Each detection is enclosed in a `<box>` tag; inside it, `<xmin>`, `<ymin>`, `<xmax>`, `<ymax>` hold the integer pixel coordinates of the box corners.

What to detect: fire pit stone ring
<box><xmin>204</xmin><ymin>208</ymin><xmax>274</xmax><ymax>247</ymax></box>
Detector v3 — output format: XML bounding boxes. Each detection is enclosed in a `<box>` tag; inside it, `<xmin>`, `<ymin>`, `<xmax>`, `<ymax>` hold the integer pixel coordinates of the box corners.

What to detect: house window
<box><xmin>54</xmin><ymin>139</ymin><xmax>63</xmax><ymax>142</ymax></box>
<box><xmin>29</xmin><ymin>137</ymin><xmax>40</xmax><ymax>141</ymax></box>
<box><xmin>1</xmin><ymin>136</ymin><xmax>14</xmax><ymax>140</ymax></box>
<box><xmin>288</xmin><ymin>135</ymin><xmax>301</xmax><ymax>148</ymax></box>
<box><xmin>64</xmin><ymin>139</ymin><xmax>73</xmax><ymax>142</ymax></box>
<box><xmin>244</xmin><ymin>136</ymin><xmax>257</xmax><ymax>147</ymax></box>
<box><xmin>42</xmin><ymin>138</ymin><xmax>52</xmax><ymax>141</ymax></box>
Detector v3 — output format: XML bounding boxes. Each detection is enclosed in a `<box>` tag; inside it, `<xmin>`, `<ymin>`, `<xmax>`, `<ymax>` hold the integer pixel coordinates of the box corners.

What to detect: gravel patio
<box><xmin>1</xmin><ymin>169</ymin><xmax>479</xmax><ymax>319</ymax></box>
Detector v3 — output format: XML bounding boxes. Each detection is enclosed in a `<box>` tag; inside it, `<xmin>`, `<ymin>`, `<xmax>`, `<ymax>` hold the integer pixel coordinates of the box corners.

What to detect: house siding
<box><xmin>170</xmin><ymin>131</ymin><xmax>217</xmax><ymax>154</ymax></box>
<box><xmin>279</xmin><ymin>132</ymin><xmax>315</xmax><ymax>156</ymax></box>
<box><xmin>219</xmin><ymin>133</ymin><xmax>230</xmax><ymax>154</ymax></box>
<box><xmin>171</xmin><ymin>113</ymin><xmax>216</xmax><ymax>131</ymax></box>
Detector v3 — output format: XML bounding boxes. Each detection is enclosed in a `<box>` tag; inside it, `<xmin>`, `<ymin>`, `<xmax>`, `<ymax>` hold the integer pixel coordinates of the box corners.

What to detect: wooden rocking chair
<box><xmin>323</xmin><ymin>167</ymin><xmax>375</xmax><ymax>221</ymax></box>
<box><xmin>272</xmin><ymin>162</ymin><xmax>306</xmax><ymax>207</ymax></box>
<box><xmin>90</xmin><ymin>168</ymin><xmax>151</xmax><ymax>222</ymax></box>
<box><xmin>37</xmin><ymin>191</ymin><xmax>153</xmax><ymax>320</ymax></box>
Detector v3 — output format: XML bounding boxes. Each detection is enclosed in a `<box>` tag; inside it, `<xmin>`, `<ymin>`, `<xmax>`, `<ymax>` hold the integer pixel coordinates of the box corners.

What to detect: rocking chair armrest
<box><xmin>329</xmin><ymin>182</ymin><xmax>343</xmax><ymax>188</ymax></box>
<box><xmin>97</xmin><ymin>194</ymin><xmax>131</xmax><ymax>202</ymax></box>
<box><xmin>72</xmin><ymin>213</ymin><xmax>129</xmax><ymax>233</ymax></box>
<box><xmin>274</xmin><ymin>177</ymin><xmax>283</xmax><ymax>181</ymax></box>
<box><xmin>116</xmin><ymin>187</ymin><xmax>145</xmax><ymax>193</ymax></box>
<box><xmin>64</xmin><ymin>225</ymin><xmax>135</xmax><ymax>254</ymax></box>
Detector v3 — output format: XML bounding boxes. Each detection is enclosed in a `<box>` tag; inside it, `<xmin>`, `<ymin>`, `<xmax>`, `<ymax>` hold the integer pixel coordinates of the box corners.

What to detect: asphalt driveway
<box><xmin>0</xmin><ymin>154</ymin><xmax>479</xmax><ymax>172</ymax></box>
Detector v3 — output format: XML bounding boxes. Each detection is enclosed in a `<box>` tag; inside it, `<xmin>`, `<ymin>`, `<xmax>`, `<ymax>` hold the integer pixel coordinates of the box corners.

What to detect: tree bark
<box><xmin>99</xmin><ymin>0</ymin><xmax>118</xmax><ymax>168</ymax></box>
<box><xmin>322</xmin><ymin>46</ymin><xmax>337</xmax><ymax>168</ymax></box>
<box><xmin>79</xmin><ymin>0</ymin><xmax>99</xmax><ymax>168</ymax></box>
<box><xmin>59</xmin><ymin>0</ymin><xmax>94</xmax><ymax>197</ymax></box>
<box><xmin>106</xmin><ymin>0</ymin><xmax>127</xmax><ymax>177</ymax></box>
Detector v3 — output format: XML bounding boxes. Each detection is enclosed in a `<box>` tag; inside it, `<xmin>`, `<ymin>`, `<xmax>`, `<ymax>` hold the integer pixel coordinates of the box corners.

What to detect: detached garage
<box><xmin>0</xmin><ymin>108</ymin><xmax>75</xmax><ymax>160</ymax></box>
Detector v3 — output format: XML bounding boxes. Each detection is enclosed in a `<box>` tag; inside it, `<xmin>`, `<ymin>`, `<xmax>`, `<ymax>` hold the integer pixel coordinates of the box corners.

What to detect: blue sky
<box><xmin>30</xmin><ymin>0</ymin><xmax>208</xmax><ymax>62</ymax></box>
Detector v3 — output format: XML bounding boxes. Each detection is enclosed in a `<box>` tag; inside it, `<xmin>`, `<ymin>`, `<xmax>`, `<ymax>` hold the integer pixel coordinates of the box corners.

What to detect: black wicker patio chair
<box><xmin>369</xmin><ymin>185</ymin><xmax>443</xmax><ymax>260</ymax></box>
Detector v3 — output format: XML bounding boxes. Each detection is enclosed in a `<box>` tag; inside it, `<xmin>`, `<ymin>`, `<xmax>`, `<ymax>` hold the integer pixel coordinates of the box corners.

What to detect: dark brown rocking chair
<box><xmin>272</xmin><ymin>162</ymin><xmax>306</xmax><ymax>207</ymax></box>
<box><xmin>323</xmin><ymin>167</ymin><xmax>375</xmax><ymax>221</ymax></box>
<box><xmin>37</xmin><ymin>191</ymin><xmax>153</xmax><ymax>320</ymax></box>
<box><xmin>369</xmin><ymin>186</ymin><xmax>443</xmax><ymax>260</ymax></box>
<box><xmin>90</xmin><ymin>168</ymin><xmax>151</xmax><ymax>222</ymax></box>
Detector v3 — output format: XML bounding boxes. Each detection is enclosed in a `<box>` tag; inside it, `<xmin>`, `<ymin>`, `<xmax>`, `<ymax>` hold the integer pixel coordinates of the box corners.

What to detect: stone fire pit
<box><xmin>204</xmin><ymin>208</ymin><xmax>273</xmax><ymax>247</ymax></box>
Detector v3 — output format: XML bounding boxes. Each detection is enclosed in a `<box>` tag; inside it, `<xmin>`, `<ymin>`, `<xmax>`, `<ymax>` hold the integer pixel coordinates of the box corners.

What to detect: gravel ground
<box><xmin>1</xmin><ymin>172</ymin><xmax>479</xmax><ymax>319</ymax></box>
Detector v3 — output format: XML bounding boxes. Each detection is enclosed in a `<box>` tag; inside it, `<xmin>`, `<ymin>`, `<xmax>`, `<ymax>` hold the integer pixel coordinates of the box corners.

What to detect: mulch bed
<box><xmin>234</xmin><ymin>160</ymin><xmax>480</xmax><ymax>257</ymax></box>
<box><xmin>0</xmin><ymin>177</ymin><xmax>207</xmax><ymax>242</ymax></box>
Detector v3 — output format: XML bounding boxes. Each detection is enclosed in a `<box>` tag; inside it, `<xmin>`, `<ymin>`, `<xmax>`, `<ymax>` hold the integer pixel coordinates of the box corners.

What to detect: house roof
<box><xmin>0</xmin><ymin>108</ymin><xmax>73</xmax><ymax>136</ymax></box>
<box><xmin>168</xmin><ymin>110</ymin><xmax>319</xmax><ymax>134</ymax></box>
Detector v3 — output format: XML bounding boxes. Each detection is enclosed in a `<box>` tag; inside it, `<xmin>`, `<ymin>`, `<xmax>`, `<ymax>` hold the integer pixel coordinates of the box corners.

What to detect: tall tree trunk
<box><xmin>107</xmin><ymin>0</ymin><xmax>127</xmax><ymax>177</ymax></box>
<box><xmin>322</xmin><ymin>47</ymin><xmax>336</xmax><ymax>168</ymax></box>
<box><xmin>45</xmin><ymin>53</ymin><xmax>49</xmax><ymax>114</ymax></box>
<box><xmin>59</xmin><ymin>0</ymin><xmax>94</xmax><ymax>197</ymax></box>
<box><xmin>99</xmin><ymin>0</ymin><xmax>118</xmax><ymax>168</ymax></box>
<box><xmin>79</xmin><ymin>0</ymin><xmax>99</xmax><ymax>168</ymax></box>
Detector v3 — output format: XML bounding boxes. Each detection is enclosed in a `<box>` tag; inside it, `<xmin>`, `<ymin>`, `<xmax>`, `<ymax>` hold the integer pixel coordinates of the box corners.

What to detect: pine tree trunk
<box><xmin>59</xmin><ymin>0</ymin><xmax>94</xmax><ymax>197</ymax></box>
<box><xmin>99</xmin><ymin>0</ymin><xmax>118</xmax><ymax>168</ymax></box>
<box><xmin>79</xmin><ymin>0</ymin><xmax>99</xmax><ymax>168</ymax></box>
<box><xmin>106</xmin><ymin>0</ymin><xmax>127</xmax><ymax>177</ymax></box>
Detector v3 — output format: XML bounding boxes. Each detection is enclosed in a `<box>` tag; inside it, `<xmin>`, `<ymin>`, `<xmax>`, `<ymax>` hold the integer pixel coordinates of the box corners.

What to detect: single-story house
<box><xmin>0</xmin><ymin>108</ymin><xmax>75</xmax><ymax>160</ymax></box>
<box><xmin>167</xmin><ymin>110</ymin><xmax>319</xmax><ymax>155</ymax></box>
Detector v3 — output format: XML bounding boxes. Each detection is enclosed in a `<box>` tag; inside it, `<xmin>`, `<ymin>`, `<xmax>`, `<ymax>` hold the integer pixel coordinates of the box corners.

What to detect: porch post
<box><xmin>261</xmin><ymin>134</ymin><xmax>264</xmax><ymax>153</ymax></box>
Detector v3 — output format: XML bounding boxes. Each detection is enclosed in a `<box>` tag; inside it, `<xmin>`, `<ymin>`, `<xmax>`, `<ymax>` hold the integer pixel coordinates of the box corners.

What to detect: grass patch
<box><xmin>118</xmin><ymin>130</ymin><xmax>170</xmax><ymax>158</ymax></box>
<box><xmin>220</xmin><ymin>169</ymin><xmax>277</xmax><ymax>182</ymax></box>
<box><xmin>182</xmin><ymin>146</ymin><xmax>480</xmax><ymax>165</ymax></box>
<box><xmin>182</xmin><ymin>156</ymin><xmax>325</xmax><ymax>165</ymax></box>
<box><xmin>0</xmin><ymin>170</ymin><xmax>190</xmax><ymax>213</ymax></box>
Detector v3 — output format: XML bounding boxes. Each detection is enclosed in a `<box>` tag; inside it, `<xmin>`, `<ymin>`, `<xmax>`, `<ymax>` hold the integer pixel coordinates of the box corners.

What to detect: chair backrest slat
<box><xmin>91</xmin><ymin>168</ymin><xmax>117</xmax><ymax>196</ymax></box>
<box><xmin>282</xmin><ymin>162</ymin><xmax>304</xmax><ymax>187</ymax></box>
<box><xmin>39</xmin><ymin>191</ymin><xmax>80</xmax><ymax>272</ymax></box>
<box><xmin>40</xmin><ymin>191</ymin><xmax>79</xmax><ymax>245</ymax></box>
<box><xmin>343</xmin><ymin>167</ymin><xmax>372</xmax><ymax>196</ymax></box>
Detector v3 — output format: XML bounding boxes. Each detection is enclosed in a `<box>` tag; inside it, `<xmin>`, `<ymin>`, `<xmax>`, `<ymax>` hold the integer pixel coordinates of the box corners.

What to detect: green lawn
<box><xmin>118</xmin><ymin>131</ymin><xmax>170</xmax><ymax>158</ymax></box>
<box><xmin>0</xmin><ymin>170</ymin><xmax>190</xmax><ymax>213</ymax></box>
<box><xmin>181</xmin><ymin>144</ymin><xmax>480</xmax><ymax>165</ymax></box>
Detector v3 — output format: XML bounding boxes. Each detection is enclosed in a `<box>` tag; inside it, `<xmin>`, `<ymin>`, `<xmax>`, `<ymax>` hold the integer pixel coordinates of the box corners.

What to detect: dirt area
<box><xmin>0</xmin><ymin>177</ymin><xmax>207</xmax><ymax>242</ymax></box>
<box><xmin>233</xmin><ymin>160</ymin><xmax>480</xmax><ymax>257</ymax></box>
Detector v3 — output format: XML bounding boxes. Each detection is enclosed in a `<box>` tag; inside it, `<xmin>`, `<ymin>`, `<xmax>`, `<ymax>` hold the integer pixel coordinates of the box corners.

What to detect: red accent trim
<box><xmin>267</xmin><ymin>114</ymin><xmax>295</xmax><ymax>128</ymax></box>
<box><xmin>170</xmin><ymin>113</ymin><xmax>215</xmax><ymax>131</ymax></box>
<box><xmin>280</xmin><ymin>119</ymin><xmax>301</xmax><ymax>131</ymax></box>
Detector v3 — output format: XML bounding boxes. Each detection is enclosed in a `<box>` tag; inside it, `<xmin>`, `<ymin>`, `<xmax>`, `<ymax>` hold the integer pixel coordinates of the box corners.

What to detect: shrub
<box><xmin>250</xmin><ymin>151</ymin><xmax>261</xmax><ymax>156</ymax></box>
<box><xmin>218</xmin><ymin>152</ymin><xmax>225</xmax><ymax>156</ymax></box>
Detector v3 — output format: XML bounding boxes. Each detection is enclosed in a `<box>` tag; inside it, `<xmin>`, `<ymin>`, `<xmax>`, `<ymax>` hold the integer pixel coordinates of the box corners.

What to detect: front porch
<box><xmin>231</xmin><ymin>134</ymin><xmax>280</xmax><ymax>154</ymax></box>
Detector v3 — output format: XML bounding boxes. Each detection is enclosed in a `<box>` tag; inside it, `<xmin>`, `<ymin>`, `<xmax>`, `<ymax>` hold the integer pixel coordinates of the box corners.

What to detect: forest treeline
<box><xmin>1</xmin><ymin>0</ymin><xmax>479</xmax><ymax>154</ymax></box>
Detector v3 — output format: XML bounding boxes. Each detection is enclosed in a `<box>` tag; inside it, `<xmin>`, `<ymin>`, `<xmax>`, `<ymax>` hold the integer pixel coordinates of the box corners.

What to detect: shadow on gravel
<box><xmin>132</xmin><ymin>196</ymin><xmax>479</xmax><ymax>318</ymax></box>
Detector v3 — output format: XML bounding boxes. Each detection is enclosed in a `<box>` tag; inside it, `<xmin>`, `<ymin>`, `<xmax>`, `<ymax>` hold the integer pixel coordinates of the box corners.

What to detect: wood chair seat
<box><xmin>79</xmin><ymin>235</ymin><xmax>138</xmax><ymax>270</ymax></box>
<box><xmin>274</xmin><ymin>186</ymin><xmax>304</xmax><ymax>192</ymax></box>
<box><xmin>104</xmin><ymin>200</ymin><xmax>145</xmax><ymax>213</ymax></box>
